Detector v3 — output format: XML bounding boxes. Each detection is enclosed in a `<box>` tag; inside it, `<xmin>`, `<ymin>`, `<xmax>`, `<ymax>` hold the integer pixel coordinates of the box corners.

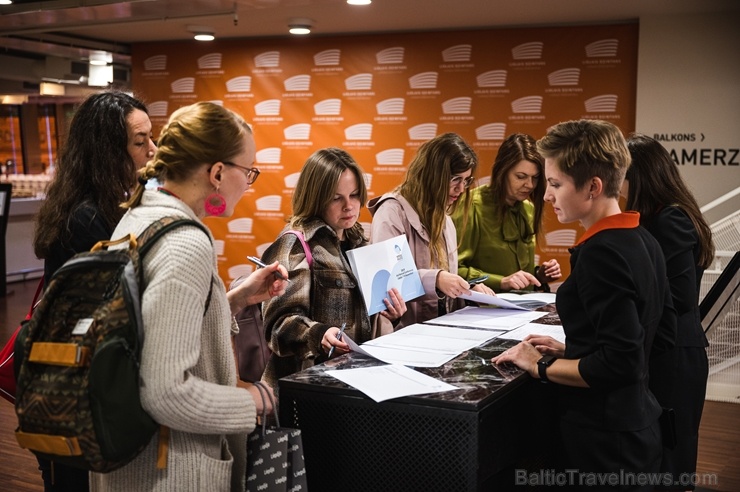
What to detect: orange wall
<box><xmin>132</xmin><ymin>23</ymin><xmax>638</xmax><ymax>289</ymax></box>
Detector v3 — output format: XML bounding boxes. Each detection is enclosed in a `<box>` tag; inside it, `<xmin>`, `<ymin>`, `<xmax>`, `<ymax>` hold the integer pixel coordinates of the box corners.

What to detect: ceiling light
<box><xmin>88</xmin><ymin>50</ymin><xmax>112</xmax><ymax>66</ymax></box>
<box><xmin>187</xmin><ymin>25</ymin><xmax>215</xmax><ymax>41</ymax></box>
<box><xmin>288</xmin><ymin>18</ymin><xmax>313</xmax><ymax>35</ymax></box>
<box><xmin>347</xmin><ymin>0</ymin><xmax>372</xmax><ymax>5</ymax></box>
<box><xmin>0</xmin><ymin>0</ymin><xmax>13</xmax><ymax>5</ymax></box>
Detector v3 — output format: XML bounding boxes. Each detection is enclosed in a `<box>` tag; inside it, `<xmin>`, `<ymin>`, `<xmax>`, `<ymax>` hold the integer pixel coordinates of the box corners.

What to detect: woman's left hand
<box><xmin>379</xmin><ymin>287</ymin><xmax>407</xmax><ymax>321</ymax></box>
<box><xmin>491</xmin><ymin>341</ymin><xmax>541</xmax><ymax>378</ymax></box>
<box><xmin>538</xmin><ymin>259</ymin><xmax>562</xmax><ymax>283</ymax></box>
<box><xmin>471</xmin><ymin>283</ymin><xmax>495</xmax><ymax>296</ymax></box>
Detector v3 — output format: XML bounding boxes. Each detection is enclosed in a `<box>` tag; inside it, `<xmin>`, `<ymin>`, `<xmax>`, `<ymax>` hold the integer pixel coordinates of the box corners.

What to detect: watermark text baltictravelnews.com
<box><xmin>515</xmin><ymin>469</ymin><xmax>719</xmax><ymax>488</ymax></box>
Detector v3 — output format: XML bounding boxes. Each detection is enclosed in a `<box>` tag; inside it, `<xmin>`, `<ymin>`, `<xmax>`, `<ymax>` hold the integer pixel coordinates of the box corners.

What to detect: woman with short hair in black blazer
<box><xmin>494</xmin><ymin>120</ymin><xmax>676</xmax><ymax>491</ymax></box>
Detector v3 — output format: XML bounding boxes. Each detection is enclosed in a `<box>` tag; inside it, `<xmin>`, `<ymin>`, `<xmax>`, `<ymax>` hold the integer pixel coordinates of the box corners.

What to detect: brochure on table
<box><xmin>346</xmin><ymin>234</ymin><xmax>424</xmax><ymax>315</ymax></box>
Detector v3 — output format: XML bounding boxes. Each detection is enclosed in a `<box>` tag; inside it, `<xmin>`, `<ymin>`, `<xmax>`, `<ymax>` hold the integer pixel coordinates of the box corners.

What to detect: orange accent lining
<box><xmin>575</xmin><ymin>211</ymin><xmax>640</xmax><ymax>246</ymax></box>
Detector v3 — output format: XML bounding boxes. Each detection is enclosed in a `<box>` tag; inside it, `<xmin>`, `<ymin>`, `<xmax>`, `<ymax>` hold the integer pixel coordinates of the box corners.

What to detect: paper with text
<box><xmin>458</xmin><ymin>290</ymin><xmax>529</xmax><ymax>310</ymax></box>
<box><xmin>499</xmin><ymin>322</ymin><xmax>566</xmax><ymax>344</ymax></box>
<box><xmin>424</xmin><ymin>306</ymin><xmax>546</xmax><ymax>330</ymax></box>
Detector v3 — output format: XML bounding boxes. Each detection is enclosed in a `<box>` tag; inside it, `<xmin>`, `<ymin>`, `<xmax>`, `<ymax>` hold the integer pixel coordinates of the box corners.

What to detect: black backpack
<box><xmin>14</xmin><ymin>216</ymin><xmax>211</xmax><ymax>473</ymax></box>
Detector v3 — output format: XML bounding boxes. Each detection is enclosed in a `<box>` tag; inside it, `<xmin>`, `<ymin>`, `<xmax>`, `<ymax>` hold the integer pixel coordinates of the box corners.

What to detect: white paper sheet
<box><xmin>498</xmin><ymin>322</ymin><xmax>566</xmax><ymax>344</ymax></box>
<box><xmin>364</xmin><ymin>323</ymin><xmax>495</xmax><ymax>352</ymax></box>
<box><xmin>344</xmin><ymin>335</ymin><xmax>462</xmax><ymax>367</ymax></box>
<box><xmin>497</xmin><ymin>292</ymin><xmax>556</xmax><ymax>309</ymax></box>
<box><xmin>325</xmin><ymin>364</ymin><xmax>459</xmax><ymax>402</ymax></box>
<box><xmin>458</xmin><ymin>290</ymin><xmax>528</xmax><ymax>310</ymax></box>
<box><xmin>423</xmin><ymin>306</ymin><xmax>546</xmax><ymax>330</ymax></box>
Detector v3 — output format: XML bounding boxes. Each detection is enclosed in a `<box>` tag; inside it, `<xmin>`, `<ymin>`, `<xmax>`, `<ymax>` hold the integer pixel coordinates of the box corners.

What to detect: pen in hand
<box><xmin>327</xmin><ymin>322</ymin><xmax>347</xmax><ymax>358</ymax></box>
<box><xmin>246</xmin><ymin>255</ymin><xmax>291</xmax><ymax>282</ymax></box>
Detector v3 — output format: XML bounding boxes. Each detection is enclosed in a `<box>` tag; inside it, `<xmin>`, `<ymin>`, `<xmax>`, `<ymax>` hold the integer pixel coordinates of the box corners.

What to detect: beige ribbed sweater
<box><xmin>90</xmin><ymin>191</ymin><xmax>256</xmax><ymax>492</ymax></box>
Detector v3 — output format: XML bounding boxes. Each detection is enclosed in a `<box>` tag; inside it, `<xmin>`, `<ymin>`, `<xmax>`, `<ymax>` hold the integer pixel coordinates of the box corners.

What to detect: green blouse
<box><xmin>451</xmin><ymin>184</ymin><xmax>536</xmax><ymax>291</ymax></box>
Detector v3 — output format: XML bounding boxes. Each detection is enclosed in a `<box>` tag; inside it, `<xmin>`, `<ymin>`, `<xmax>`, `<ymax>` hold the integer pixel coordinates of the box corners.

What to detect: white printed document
<box><xmin>325</xmin><ymin>364</ymin><xmax>459</xmax><ymax>402</ymax></box>
<box><xmin>344</xmin><ymin>333</ymin><xmax>462</xmax><ymax>368</ymax></box>
<box><xmin>499</xmin><ymin>322</ymin><xmax>566</xmax><ymax>344</ymax></box>
<box><xmin>458</xmin><ymin>290</ymin><xmax>529</xmax><ymax>310</ymax></box>
<box><xmin>424</xmin><ymin>306</ymin><xmax>546</xmax><ymax>330</ymax></box>
<box><xmin>497</xmin><ymin>292</ymin><xmax>556</xmax><ymax>310</ymax></box>
<box><xmin>346</xmin><ymin>234</ymin><xmax>425</xmax><ymax>315</ymax></box>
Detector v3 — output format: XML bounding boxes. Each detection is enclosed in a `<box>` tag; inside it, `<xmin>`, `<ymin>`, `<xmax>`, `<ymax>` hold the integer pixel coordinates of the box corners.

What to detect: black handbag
<box><xmin>246</xmin><ymin>382</ymin><xmax>308</xmax><ymax>492</ymax></box>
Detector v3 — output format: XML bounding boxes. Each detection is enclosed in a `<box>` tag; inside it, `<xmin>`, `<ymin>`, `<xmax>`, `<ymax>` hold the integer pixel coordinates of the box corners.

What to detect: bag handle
<box><xmin>282</xmin><ymin>230</ymin><xmax>312</xmax><ymax>269</ymax></box>
<box><xmin>253</xmin><ymin>381</ymin><xmax>280</xmax><ymax>433</ymax></box>
<box><xmin>27</xmin><ymin>278</ymin><xmax>44</xmax><ymax>320</ymax></box>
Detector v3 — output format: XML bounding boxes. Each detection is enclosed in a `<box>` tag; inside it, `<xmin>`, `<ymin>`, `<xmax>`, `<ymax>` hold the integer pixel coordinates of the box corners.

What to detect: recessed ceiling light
<box><xmin>288</xmin><ymin>18</ymin><xmax>313</xmax><ymax>35</ymax></box>
<box><xmin>0</xmin><ymin>0</ymin><xmax>13</xmax><ymax>5</ymax></box>
<box><xmin>347</xmin><ymin>0</ymin><xmax>372</xmax><ymax>5</ymax></box>
<box><xmin>187</xmin><ymin>25</ymin><xmax>216</xmax><ymax>41</ymax></box>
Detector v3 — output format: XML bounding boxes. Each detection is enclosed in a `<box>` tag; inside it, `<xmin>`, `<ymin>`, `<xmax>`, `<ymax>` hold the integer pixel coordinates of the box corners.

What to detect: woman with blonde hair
<box><xmin>90</xmin><ymin>102</ymin><xmax>287</xmax><ymax>492</ymax></box>
<box><xmin>368</xmin><ymin>132</ymin><xmax>494</xmax><ymax>328</ymax></box>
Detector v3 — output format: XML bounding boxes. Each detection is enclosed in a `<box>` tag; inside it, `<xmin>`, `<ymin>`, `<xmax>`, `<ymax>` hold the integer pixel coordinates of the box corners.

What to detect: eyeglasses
<box><xmin>450</xmin><ymin>175</ymin><xmax>476</xmax><ymax>189</ymax></box>
<box><xmin>223</xmin><ymin>161</ymin><xmax>260</xmax><ymax>184</ymax></box>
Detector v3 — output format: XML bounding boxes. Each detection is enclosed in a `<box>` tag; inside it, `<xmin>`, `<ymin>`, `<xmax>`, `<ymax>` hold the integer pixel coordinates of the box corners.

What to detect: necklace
<box><xmin>157</xmin><ymin>186</ymin><xmax>181</xmax><ymax>200</ymax></box>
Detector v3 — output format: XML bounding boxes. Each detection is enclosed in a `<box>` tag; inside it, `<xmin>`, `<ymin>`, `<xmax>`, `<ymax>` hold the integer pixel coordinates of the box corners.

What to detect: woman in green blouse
<box><xmin>452</xmin><ymin>133</ymin><xmax>561</xmax><ymax>291</ymax></box>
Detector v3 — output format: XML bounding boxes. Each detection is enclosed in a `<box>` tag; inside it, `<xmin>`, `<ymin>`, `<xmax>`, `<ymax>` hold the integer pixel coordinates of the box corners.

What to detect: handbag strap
<box><xmin>282</xmin><ymin>230</ymin><xmax>312</xmax><ymax>269</ymax></box>
<box><xmin>254</xmin><ymin>381</ymin><xmax>280</xmax><ymax>429</ymax></box>
<box><xmin>26</xmin><ymin>278</ymin><xmax>44</xmax><ymax>320</ymax></box>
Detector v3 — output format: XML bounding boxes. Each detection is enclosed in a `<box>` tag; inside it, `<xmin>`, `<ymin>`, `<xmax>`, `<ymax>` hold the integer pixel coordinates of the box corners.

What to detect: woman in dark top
<box><xmin>494</xmin><ymin>120</ymin><xmax>676</xmax><ymax>491</ymax></box>
<box><xmin>624</xmin><ymin>134</ymin><xmax>713</xmax><ymax>491</ymax></box>
<box><xmin>32</xmin><ymin>90</ymin><xmax>156</xmax><ymax>491</ymax></box>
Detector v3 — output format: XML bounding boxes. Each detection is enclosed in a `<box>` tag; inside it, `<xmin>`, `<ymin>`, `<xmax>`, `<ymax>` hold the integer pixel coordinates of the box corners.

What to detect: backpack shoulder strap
<box><xmin>281</xmin><ymin>230</ymin><xmax>312</xmax><ymax>269</ymax></box>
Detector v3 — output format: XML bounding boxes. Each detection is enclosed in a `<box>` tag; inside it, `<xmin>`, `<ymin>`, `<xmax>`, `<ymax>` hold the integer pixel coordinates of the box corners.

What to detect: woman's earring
<box><xmin>589</xmin><ymin>193</ymin><xmax>593</xmax><ymax>200</ymax></box>
<box><xmin>205</xmin><ymin>191</ymin><xmax>226</xmax><ymax>216</ymax></box>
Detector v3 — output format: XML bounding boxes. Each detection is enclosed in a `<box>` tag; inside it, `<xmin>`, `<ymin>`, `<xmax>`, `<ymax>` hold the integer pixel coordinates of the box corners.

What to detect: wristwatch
<box><xmin>537</xmin><ymin>355</ymin><xmax>556</xmax><ymax>383</ymax></box>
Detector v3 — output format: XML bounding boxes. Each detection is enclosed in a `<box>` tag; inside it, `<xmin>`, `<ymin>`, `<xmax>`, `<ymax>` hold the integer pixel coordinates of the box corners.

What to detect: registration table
<box><xmin>278</xmin><ymin>309</ymin><xmax>561</xmax><ymax>491</ymax></box>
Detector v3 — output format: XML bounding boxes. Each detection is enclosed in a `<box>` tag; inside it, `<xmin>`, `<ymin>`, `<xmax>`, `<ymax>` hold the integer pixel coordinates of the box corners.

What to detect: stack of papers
<box><xmin>424</xmin><ymin>306</ymin><xmax>546</xmax><ymax>330</ymax></box>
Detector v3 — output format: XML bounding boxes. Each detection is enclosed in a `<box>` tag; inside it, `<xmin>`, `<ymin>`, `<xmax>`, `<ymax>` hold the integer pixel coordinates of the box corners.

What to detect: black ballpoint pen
<box><xmin>246</xmin><ymin>255</ymin><xmax>291</xmax><ymax>282</ymax></box>
<box><xmin>327</xmin><ymin>322</ymin><xmax>346</xmax><ymax>358</ymax></box>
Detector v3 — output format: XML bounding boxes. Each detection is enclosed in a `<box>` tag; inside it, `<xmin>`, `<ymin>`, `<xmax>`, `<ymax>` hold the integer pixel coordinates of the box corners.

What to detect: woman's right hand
<box><xmin>501</xmin><ymin>270</ymin><xmax>540</xmax><ymax>291</ymax></box>
<box><xmin>523</xmin><ymin>335</ymin><xmax>565</xmax><ymax>358</ymax></box>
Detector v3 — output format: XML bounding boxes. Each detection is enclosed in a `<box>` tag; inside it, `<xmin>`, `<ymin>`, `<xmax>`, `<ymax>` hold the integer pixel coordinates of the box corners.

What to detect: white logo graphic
<box><xmin>226</xmin><ymin>76</ymin><xmax>252</xmax><ymax>92</ymax></box>
<box><xmin>314</xmin><ymin>49</ymin><xmax>341</xmax><ymax>66</ymax></box>
<box><xmin>408</xmin><ymin>72</ymin><xmax>438</xmax><ymax>89</ymax></box>
<box><xmin>586</xmin><ymin>39</ymin><xmax>619</xmax><ymax>57</ymax></box>
<box><xmin>376</xmin><ymin>149</ymin><xmax>405</xmax><ymax>166</ymax></box>
<box><xmin>512</xmin><ymin>41</ymin><xmax>543</xmax><ymax>60</ymax></box>
<box><xmin>442</xmin><ymin>44</ymin><xmax>472</xmax><ymax>62</ymax></box>
<box><xmin>208</xmin><ymin>100</ymin><xmax>223</xmax><ymax>106</ymax></box>
<box><xmin>442</xmin><ymin>97</ymin><xmax>472</xmax><ymax>114</ymax></box>
<box><xmin>408</xmin><ymin>123</ymin><xmax>438</xmax><ymax>140</ymax></box>
<box><xmin>255</xmin><ymin>51</ymin><xmax>280</xmax><ymax>67</ymax></box>
<box><xmin>545</xmin><ymin>229</ymin><xmax>578</xmax><ymax>247</ymax></box>
<box><xmin>228</xmin><ymin>218</ymin><xmax>254</xmax><ymax>234</ymax></box>
<box><xmin>475</xmin><ymin>123</ymin><xmax>507</xmax><ymax>140</ymax></box>
<box><xmin>476</xmin><ymin>70</ymin><xmax>507</xmax><ymax>88</ymax></box>
<box><xmin>376</xmin><ymin>47</ymin><xmax>405</xmax><ymax>64</ymax></box>
<box><xmin>171</xmin><ymin>77</ymin><xmax>195</xmax><ymax>93</ymax></box>
<box><xmin>345</xmin><ymin>73</ymin><xmax>373</xmax><ymax>90</ymax></box>
<box><xmin>144</xmin><ymin>55</ymin><xmax>167</xmax><ymax>71</ymax></box>
<box><xmin>256</xmin><ymin>195</ymin><xmax>282</xmax><ymax>211</ymax></box>
<box><xmin>344</xmin><ymin>123</ymin><xmax>373</xmax><ymax>140</ymax></box>
<box><xmin>284</xmin><ymin>172</ymin><xmax>300</xmax><ymax>188</ymax></box>
<box><xmin>148</xmin><ymin>101</ymin><xmax>169</xmax><ymax>117</ymax></box>
<box><xmin>256</xmin><ymin>243</ymin><xmax>272</xmax><ymax>257</ymax></box>
<box><xmin>585</xmin><ymin>95</ymin><xmax>618</xmax><ymax>112</ymax></box>
<box><xmin>376</xmin><ymin>98</ymin><xmax>405</xmax><ymax>115</ymax></box>
<box><xmin>228</xmin><ymin>264</ymin><xmax>253</xmax><ymax>280</ymax></box>
<box><xmin>284</xmin><ymin>124</ymin><xmax>311</xmax><ymax>140</ymax></box>
<box><xmin>255</xmin><ymin>99</ymin><xmax>281</xmax><ymax>116</ymax></box>
<box><xmin>548</xmin><ymin>68</ymin><xmax>580</xmax><ymax>86</ymax></box>
<box><xmin>256</xmin><ymin>147</ymin><xmax>282</xmax><ymax>164</ymax></box>
<box><xmin>511</xmin><ymin>96</ymin><xmax>543</xmax><ymax>113</ymax></box>
<box><xmin>213</xmin><ymin>240</ymin><xmax>225</xmax><ymax>256</ymax></box>
<box><xmin>314</xmin><ymin>99</ymin><xmax>342</xmax><ymax>115</ymax></box>
<box><xmin>363</xmin><ymin>173</ymin><xmax>373</xmax><ymax>189</ymax></box>
<box><xmin>284</xmin><ymin>75</ymin><xmax>311</xmax><ymax>91</ymax></box>
<box><xmin>197</xmin><ymin>53</ymin><xmax>222</xmax><ymax>69</ymax></box>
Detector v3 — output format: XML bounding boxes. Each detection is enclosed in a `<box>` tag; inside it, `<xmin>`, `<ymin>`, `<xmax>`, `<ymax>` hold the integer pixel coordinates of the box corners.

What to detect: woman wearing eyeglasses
<box><xmin>368</xmin><ymin>132</ymin><xmax>494</xmax><ymax>328</ymax></box>
<box><xmin>452</xmin><ymin>133</ymin><xmax>561</xmax><ymax>292</ymax></box>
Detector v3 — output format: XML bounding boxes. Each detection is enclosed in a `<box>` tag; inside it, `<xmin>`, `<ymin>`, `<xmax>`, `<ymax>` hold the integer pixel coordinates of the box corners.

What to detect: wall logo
<box><xmin>314</xmin><ymin>99</ymin><xmax>342</xmax><ymax>115</ymax></box>
<box><xmin>171</xmin><ymin>77</ymin><xmax>195</xmax><ymax>93</ymax></box>
<box><xmin>255</xmin><ymin>99</ymin><xmax>281</xmax><ymax>116</ymax></box>
<box><xmin>284</xmin><ymin>172</ymin><xmax>300</xmax><ymax>188</ymax></box>
<box><xmin>226</xmin><ymin>76</ymin><xmax>253</xmax><ymax>92</ymax></box>
<box><xmin>284</xmin><ymin>124</ymin><xmax>311</xmax><ymax>140</ymax></box>
<box><xmin>475</xmin><ymin>123</ymin><xmax>507</xmax><ymax>140</ymax></box>
<box><xmin>545</xmin><ymin>229</ymin><xmax>577</xmax><ymax>247</ymax></box>
<box><xmin>408</xmin><ymin>72</ymin><xmax>438</xmax><ymax>89</ymax></box>
<box><xmin>208</xmin><ymin>100</ymin><xmax>223</xmax><ymax>106</ymax></box>
<box><xmin>213</xmin><ymin>240</ymin><xmax>225</xmax><ymax>256</ymax></box>
<box><xmin>408</xmin><ymin>123</ymin><xmax>438</xmax><ymax>140</ymax></box>
<box><xmin>314</xmin><ymin>49</ymin><xmax>341</xmax><ymax>66</ymax></box>
<box><xmin>376</xmin><ymin>149</ymin><xmax>405</xmax><ymax>166</ymax></box>
<box><xmin>284</xmin><ymin>75</ymin><xmax>311</xmax><ymax>91</ymax></box>
<box><xmin>363</xmin><ymin>173</ymin><xmax>373</xmax><ymax>190</ymax></box>
<box><xmin>442</xmin><ymin>97</ymin><xmax>472</xmax><ymax>114</ymax></box>
<box><xmin>376</xmin><ymin>47</ymin><xmax>405</xmax><ymax>64</ymax></box>
<box><xmin>256</xmin><ymin>147</ymin><xmax>282</xmax><ymax>164</ymax></box>
<box><xmin>345</xmin><ymin>73</ymin><xmax>373</xmax><ymax>90</ymax></box>
<box><xmin>197</xmin><ymin>53</ymin><xmax>222</xmax><ymax>69</ymax></box>
<box><xmin>476</xmin><ymin>70</ymin><xmax>507</xmax><ymax>87</ymax></box>
<box><xmin>512</xmin><ymin>41</ymin><xmax>543</xmax><ymax>60</ymax></box>
<box><xmin>584</xmin><ymin>94</ymin><xmax>618</xmax><ymax>112</ymax></box>
<box><xmin>228</xmin><ymin>264</ymin><xmax>253</xmax><ymax>281</ymax></box>
<box><xmin>344</xmin><ymin>123</ymin><xmax>373</xmax><ymax>140</ymax></box>
<box><xmin>227</xmin><ymin>218</ymin><xmax>254</xmax><ymax>234</ymax></box>
<box><xmin>442</xmin><ymin>44</ymin><xmax>472</xmax><ymax>62</ymax></box>
<box><xmin>256</xmin><ymin>195</ymin><xmax>282</xmax><ymax>211</ymax></box>
<box><xmin>511</xmin><ymin>95</ymin><xmax>543</xmax><ymax>113</ymax></box>
<box><xmin>255</xmin><ymin>51</ymin><xmax>280</xmax><ymax>68</ymax></box>
<box><xmin>548</xmin><ymin>68</ymin><xmax>580</xmax><ymax>86</ymax></box>
<box><xmin>376</xmin><ymin>98</ymin><xmax>405</xmax><ymax>115</ymax></box>
<box><xmin>144</xmin><ymin>55</ymin><xmax>167</xmax><ymax>71</ymax></box>
<box><xmin>148</xmin><ymin>101</ymin><xmax>169</xmax><ymax>117</ymax></box>
<box><xmin>256</xmin><ymin>243</ymin><xmax>272</xmax><ymax>257</ymax></box>
<box><xmin>585</xmin><ymin>39</ymin><xmax>619</xmax><ymax>57</ymax></box>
